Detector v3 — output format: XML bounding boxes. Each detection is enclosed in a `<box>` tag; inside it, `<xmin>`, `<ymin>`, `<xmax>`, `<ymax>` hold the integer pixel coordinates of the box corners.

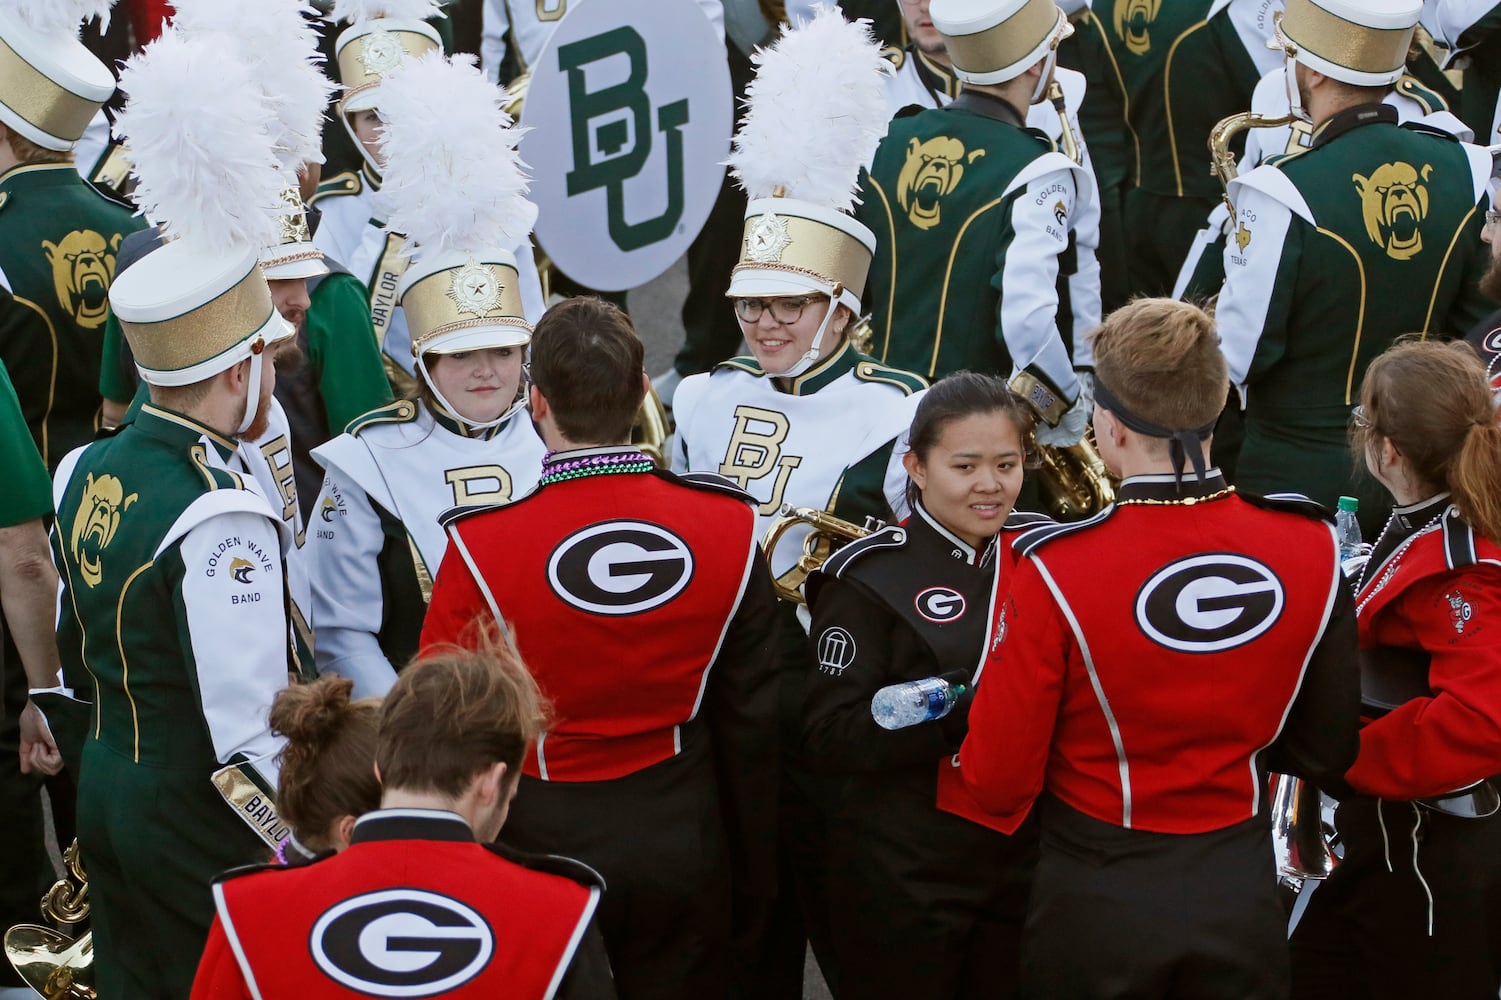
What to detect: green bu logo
<box><xmin>559</xmin><ymin>27</ymin><xmax>689</xmax><ymax>252</ymax></box>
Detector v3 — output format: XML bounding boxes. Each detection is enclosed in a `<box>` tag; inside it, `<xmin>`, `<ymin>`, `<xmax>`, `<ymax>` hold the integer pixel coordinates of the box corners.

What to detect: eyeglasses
<box><xmin>1349</xmin><ymin>404</ymin><xmax>1371</xmax><ymax>430</ymax></box>
<box><xmin>1486</xmin><ymin>210</ymin><xmax>1501</xmax><ymax>229</ymax></box>
<box><xmin>733</xmin><ymin>296</ymin><xmax>817</xmax><ymax>325</ymax></box>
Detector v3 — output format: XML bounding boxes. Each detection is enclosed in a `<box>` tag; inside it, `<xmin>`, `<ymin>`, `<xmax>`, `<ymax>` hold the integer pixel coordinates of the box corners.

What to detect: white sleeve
<box><xmin>481</xmin><ymin>0</ymin><xmax>510</xmax><ymax>83</ymax></box>
<box><xmin>1001</xmin><ymin>166</ymin><xmax>1082</xmax><ymax>402</ymax></box>
<box><xmin>177</xmin><ymin>511</ymin><xmax>289</xmax><ymax>774</ymax></box>
<box><xmin>1068</xmin><ymin>137</ymin><xmax>1104</xmax><ymax>366</ymax></box>
<box><xmin>307</xmin><ymin>470</ymin><xmax>398</xmax><ymax>698</ymax></box>
<box><xmin>1225</xmin><ymin>0</ymin><xmax>1286</xmax><ymax>78</ymax></box>
<box><xmin>514</xmin><ymin>239</ymin><xmax>547</xmax><ymax>325</ymax></box>
<box><xmin>1216</xmin><ymin>182</ymin><xmax>1294</xmax><ymax>389</ymax></box>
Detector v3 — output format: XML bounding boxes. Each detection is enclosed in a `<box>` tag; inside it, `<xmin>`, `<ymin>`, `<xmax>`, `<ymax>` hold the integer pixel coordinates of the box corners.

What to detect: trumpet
<box><xmin>5</xmin><ymin>839</ymin><xmax>95</xmax><ymax>999</ymax></box>
<box><xmin>1270</xmin><ymin>774</ymin><xmax>1338</xmax><ymax>894</ymax></box>
<box><xmin>761</xmin><ymin>503</ymin><xmax>883</xmax><ymax>604</ymax></box>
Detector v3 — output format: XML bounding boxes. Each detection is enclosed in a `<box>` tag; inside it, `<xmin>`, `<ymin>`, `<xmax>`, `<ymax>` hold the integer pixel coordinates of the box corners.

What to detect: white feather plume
<box><xmin>4</xmin><ymin>0</ymin><xmax>113</xmax><ymax>35</ymax></box>
<box><xmin>378</xmin><ymin>51</ymin><xmax>536</xmax><ymax>259</ymax></box>
<box><xmin>114</xmin><ymin>31</ymin><xmax>284</xmax><ymax>249</ymax></box>
<box><xmin>327</xmin><ymin>0</ymin><xmax>443</xmax><ymax>25</ymax></box>
<box><xmin>726</xmin><ymin>4</ymin><xmax>892</xmax><ymax>211</ymax></box>
<box><xmin>171</xmin><ymin>0</ymin><xmax>336</xmax><ymax>171</ymax></box>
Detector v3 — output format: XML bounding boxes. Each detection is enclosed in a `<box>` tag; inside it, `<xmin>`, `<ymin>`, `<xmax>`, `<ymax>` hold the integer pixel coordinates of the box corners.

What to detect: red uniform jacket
<box><xmin>960</xmin><ymin>474</ymin><xmax>1360</xmax><ymax>834</ymax></box>
<box><xmin>190</xmin><ymin>810</ymin><xmax>610</xmax><ymax>1000</ymax></box>
<box><xmin>1348</xmin><ymin>505</ymin><xmax>1501</xmax><ymax>799</ymax></box>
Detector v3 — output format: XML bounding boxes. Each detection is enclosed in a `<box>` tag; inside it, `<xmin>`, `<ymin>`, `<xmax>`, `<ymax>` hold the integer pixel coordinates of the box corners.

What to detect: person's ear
<box><xmin>529</xmin><ymin>383</ymin><xmax>548</xmax><ymax>421</ymax></box>
<box><xmin>902</xmin><ymin>449</ymin><xmax>926</xmax><ymax>491</ymax></box>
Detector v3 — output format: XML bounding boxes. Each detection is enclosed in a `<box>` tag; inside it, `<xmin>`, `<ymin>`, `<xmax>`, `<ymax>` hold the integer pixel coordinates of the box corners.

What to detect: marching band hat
<box><xmin>1275</xmin><ymin>0</ymin><xmax>1422</xmax><ymax>87</ymax></box>
<box><xmin>930</xmin><ymin>0</ymin><xmax>1072</xmax><ymax>86</ymax></box>
<box><xmin>399</xmin><ymin>250</ymin><xmax>531</xmax><ymax>356</ymax></box>
<box><xmin>111</xmin><ymin>244</ymin><xmax>293</xmax><ymax>387</ymax></box>
<box><xmin>260</xmin><ymin>190</ymin><xmax>327</xmax><ymax>281</ymax></box>
<box><xmin>729</xmin><ymin>199</ymin><xmax>875</xmax><ymax>317</ymax></box>
<box><xmin>0</xmin><ymin>5</ymin><xmax>114</xmax><ymax>151</ymax></box>
<box><xmin>335</xmin><ymin>18</ymin><xmax>442</xmax><ymax>114</ymax></box>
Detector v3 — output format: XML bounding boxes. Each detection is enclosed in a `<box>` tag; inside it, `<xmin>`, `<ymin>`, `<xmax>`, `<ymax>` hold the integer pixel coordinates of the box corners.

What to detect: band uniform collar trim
<box><xmin>1311</xmin><ymin>102</ymin><xmax>1397</xmax><ymax>148</ymax></box>
<box><xmin>950</xmin><ymin>87</ymin><xmax>1027</xmax><ymax>128</ymax></box>
<box><xmin>138</xmin><ymin>403</ymin><xmax>238</xmax><ymax>460</ymax></box>
<box><xmin>1392</xmin><ymin>491</ymin><xmax>1451</xmax><ymax>531</ymax></box>
<box><xmin>428</xmin><ymin>398</ymin><xmax>507</xmax><ymax>440</ymax></box>
<box><xmin>778</xmin><ymin>339</ymin><xmax>858</xmax><ymax>396</ymax></box>
<box><xmin>361</xmin><ymin>161</ymin><xmax>383</xmax><ymax>192</ymax></box>
<box><xmin>0</xmin><ymin>161</ymin><xmax>80</xmax><ymax>189</ymax></box>
<box><xmin>350</xmin><ymin>808</ymin><xmax>475</xmax><ymax>845</ymax></box>
<box><xmin>914</xmin><ymin>48</ymin><xmax>961</xmax><ymax>100</ymax></box>
<box><xmin>547</xmin><ymin>445</ymin><xmax>643</xmax><ymax>461</ymax></box>
<box><xmin>913</xmin><ymin>498</ymin><xmax>990</xmax><ymax>566</ymax></box>
<box><xmin>1117</xmin><ymin>470</ymin><xmax>1230</xmax><ymax>503</ymax></box>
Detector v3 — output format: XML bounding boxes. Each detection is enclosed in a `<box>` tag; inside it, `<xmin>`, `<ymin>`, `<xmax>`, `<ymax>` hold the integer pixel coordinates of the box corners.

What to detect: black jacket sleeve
<box><xmin>1265</xmin><ymin>579</ymin><xmax>1362</xmax><ymax>795</ymax></box>
<box><xmin>801</xmin><ymin>575</ymin><xmax>963</xmax><ymax>773</ymax></box>
<box><xmin>705</xmin><ymin>548</ymin><xmax>781</xmax><ymax>900</ymax></box>
<box><xmin>554</xmin><ymin>918</ymin><xmax>617</xmax><ymax>1000</ymax></box>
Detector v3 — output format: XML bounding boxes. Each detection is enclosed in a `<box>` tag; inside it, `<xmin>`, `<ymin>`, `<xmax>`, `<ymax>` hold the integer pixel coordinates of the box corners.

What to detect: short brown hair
<box><xmin>3</xmin><ymin>128</ymin><xmax>72</xmax><ymax>165</ymax></box>
<box><xmin>379</xmin><ymin>627</ymin><xmax>549</xmax><ymax>798</ymax></box>
<box><xmin>529</xmin><ymin>296</ymin><xmax>645</xmax><ymax>443</ymax></box>
<box><xmin>1091</xmin><ymin>298</ymin><xmax>1228</xmax><ymax>435</ymax></box>
<box><xmin>270</xmin><ymin>675</ymin><xmax>382</xmax><ymax>851</ymax></box>
<box><xmin>1353</xmin><ymin>339</ymin><xmax>1501</xmax><ymax>542</ymax></box>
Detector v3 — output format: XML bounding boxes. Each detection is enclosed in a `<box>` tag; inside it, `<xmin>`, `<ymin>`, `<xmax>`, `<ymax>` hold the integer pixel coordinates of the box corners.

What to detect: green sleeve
<box><xmin>306</xmin><ymin>273</ymin><xmax>395</xmax><ymax>436</ymax></box>
<box><xmin>99</xmin><ymin>311</ymin><xmax>135</xmax><ymax>404</ymax></box>
<box><xmin>0</xmin><ymin>360</ymin><xmax>52</xmax><ymax>526</ymax></box>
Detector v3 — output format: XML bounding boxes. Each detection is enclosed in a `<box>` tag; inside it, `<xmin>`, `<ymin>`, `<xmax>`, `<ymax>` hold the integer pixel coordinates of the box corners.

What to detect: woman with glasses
<box><xmin>801</xmin><ymin>372</ymin><xmax>1047</xmax><ymax>1000</ymax></box>
<box><xmin>1291</xmin><ymin>339</ymin><xmax>1501</xmax><ymax>999</ymax></box>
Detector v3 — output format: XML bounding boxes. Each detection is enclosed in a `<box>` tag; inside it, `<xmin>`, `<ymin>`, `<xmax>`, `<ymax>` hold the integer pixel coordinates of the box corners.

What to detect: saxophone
<box><xmin>4</xmin><ymin>839</ymin><xmax>95</xmax><ymax>999</ymax></box>
<box><xmin>1208</xmin><ymin>110</ymin><xmax>1298</xmax><ymax>216</ymax></box>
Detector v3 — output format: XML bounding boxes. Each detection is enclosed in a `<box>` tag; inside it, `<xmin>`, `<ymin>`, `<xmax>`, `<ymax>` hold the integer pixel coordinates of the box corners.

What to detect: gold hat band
<box><xmin>734</xmin><ymin>212</ymin><xmax>873</xmax><ymax>301</ymax></box>
<box><xmin>336</xmin><ymin>27</ymin><xmax>441</xmax><ymax>99</ymax></box>
<box><xmin>0</xmin><ymin>34</ymin><xmax>102</xmax><ymax>144</ymax></box>
<box><xmin>402</xmin><ymin>261</ymin><xmax>526</xmax><ymax>350</ymax></box>
<box><xmin>942</xmin><ymin>0</ymin><xmax>1059</xmax><ymax>78</ymax></box>
<box><xmin>122</xmin><ymin>266</ymin><xmax>276</xmax><ymax>374</ymax></box>
<box><xmin>1282</xmin><ymin>0</ymin><xmax>1415</xmax><ymax>76</ymax></box>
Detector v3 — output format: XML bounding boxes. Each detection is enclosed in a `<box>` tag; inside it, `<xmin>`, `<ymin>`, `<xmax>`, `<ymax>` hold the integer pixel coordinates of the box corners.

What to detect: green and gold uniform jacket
<box><xmin>1217</xmin><ymin>106</ymin><xmax>1494</xmax><ymax>517</ymax></box>
<box><xmin>0</xmin><ymin>359</ymin><xmax>49</xmax><ymax>528</ymax></box>
<box><xmin>0</xmin><ymin>163</ymin><xmax>141</xmax><ymax>468</ymax></box>
<box><xmin>857</xmin><ymin>91</ymin><xmax>1086</xmax><ymax>399</ymax></box>
<box><xmin>52</xmin><ymin>405</ymin><xmax>294</xmax><ymax>792</ymax></box>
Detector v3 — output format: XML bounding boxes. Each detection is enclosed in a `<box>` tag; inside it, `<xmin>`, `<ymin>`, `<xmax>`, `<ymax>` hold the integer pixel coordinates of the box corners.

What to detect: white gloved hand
<box><xmin>1036</xmin><ymin>392</ymin><xmax>1091</xmax><ymax>448</ymax></box>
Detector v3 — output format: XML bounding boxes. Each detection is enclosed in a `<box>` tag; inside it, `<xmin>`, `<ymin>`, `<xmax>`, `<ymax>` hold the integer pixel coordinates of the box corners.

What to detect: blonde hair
<box><xmin>1090</xmin><ymin>299</ymin><xmax>1228</xmax><ymax>432</ymax></box>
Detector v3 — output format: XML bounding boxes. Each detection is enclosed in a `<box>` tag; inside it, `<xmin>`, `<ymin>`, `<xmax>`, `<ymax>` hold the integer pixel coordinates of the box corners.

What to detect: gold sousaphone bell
<box><xmin>5</xmin><ymin>839</ymin><xmax>94</xmax><ymax>999</ymax></box>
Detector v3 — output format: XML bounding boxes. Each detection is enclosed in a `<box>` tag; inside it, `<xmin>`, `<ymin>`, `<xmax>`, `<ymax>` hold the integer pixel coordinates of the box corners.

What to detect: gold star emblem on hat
<box><xmin>447</xmin><ymin>261</ymin><xmax>503</xmax><ymax>316</ymax></box>
<box><xmin>360</xmin><ymin>28</ymin><xmax>404</xmax><ymax>77</ymax></box>
<box><xmin>745</xmin><ymin>211</ymin><xmax>793</xmax><ymax>263</ymax></box>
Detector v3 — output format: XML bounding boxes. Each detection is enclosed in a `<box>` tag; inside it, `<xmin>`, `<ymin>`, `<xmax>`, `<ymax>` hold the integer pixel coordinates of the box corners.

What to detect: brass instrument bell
<box><xmin>5</xmin><ymin>839</ymin><xmax>95</xmax><ymax>999</ymax></box>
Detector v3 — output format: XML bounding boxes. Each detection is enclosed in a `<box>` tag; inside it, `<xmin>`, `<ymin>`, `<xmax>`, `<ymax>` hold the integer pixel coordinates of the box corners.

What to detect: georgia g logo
<box><xmin>915</xmin><ymin>586</ymin><xmax>966</xmax><ymax>623</ymax></box>
<box><xmin>547</xmin><ymin>520</ymin><xmax>694</xmax><ymax>615</ymax></box>
<box><xmin>310</xmin><ymin>890</ymin><xmax>493</xmax><ymax>997</ymax></box>
<box><xmin>1135</xmin><ymin>554</ymin><xmax>1284</xmax><ymax>653</ymax></box>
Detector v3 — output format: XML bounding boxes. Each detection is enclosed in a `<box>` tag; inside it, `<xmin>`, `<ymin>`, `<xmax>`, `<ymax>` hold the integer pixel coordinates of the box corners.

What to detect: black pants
<box><xmin>1291</xmin><ymin>797</ymin><xmax>1501</xmax><ymax>999</ymax></box>
<box><xmin>1021</xmin><ymin>796</ymin><xmax>1289</xmax><ymax>1000</ymax></box>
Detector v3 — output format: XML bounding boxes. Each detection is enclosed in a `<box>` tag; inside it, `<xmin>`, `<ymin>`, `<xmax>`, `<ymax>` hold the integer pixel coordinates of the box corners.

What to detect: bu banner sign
<box><xmin>521</xmin><ymin>0</ymin><xmax>732</xmax><ymax>291</ymax></box>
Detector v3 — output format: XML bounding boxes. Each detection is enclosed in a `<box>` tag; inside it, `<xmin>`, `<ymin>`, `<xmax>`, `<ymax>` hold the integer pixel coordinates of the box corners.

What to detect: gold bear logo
<box><xmin>897</xmin><ymin>136</ymin><xmax>985</xmax><ymax>231</ymax></box>
<box><xmin>69</xmin><ymin>472</ymin><xmax>137</xmax><ymax>589</ymax></box>
<box><xmin>42</xmin><ymin>230</ymin><xmax>120</xmax><ymax>330</ymax></box>
<box><xmin>1114</xmin><ymin>0</ymin><xmax>1162</xmax><ymax>55</ymax></box>
<box><xmin>1352</xmin><ymin>162</ymin><xmax>1431</xmax><ymax>261</ymax></box>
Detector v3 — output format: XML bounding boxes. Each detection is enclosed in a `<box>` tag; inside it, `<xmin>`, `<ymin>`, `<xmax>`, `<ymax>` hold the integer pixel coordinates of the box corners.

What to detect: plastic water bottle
<box><xmin>871</xmin><ymin>675</ymin><xmax>968</xmax><ymax>731</ymax></box>
<box><xmin>1335</xmin><ymin>496</ymin><xmax>1369</xmax><ymax>577</ymax></box>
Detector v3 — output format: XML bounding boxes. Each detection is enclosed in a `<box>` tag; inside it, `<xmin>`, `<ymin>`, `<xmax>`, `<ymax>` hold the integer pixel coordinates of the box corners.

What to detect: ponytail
<box><xmin>1450</xmin><ymin>418</ymin><xmax>1501</xmax><ymax>543</ymax></box>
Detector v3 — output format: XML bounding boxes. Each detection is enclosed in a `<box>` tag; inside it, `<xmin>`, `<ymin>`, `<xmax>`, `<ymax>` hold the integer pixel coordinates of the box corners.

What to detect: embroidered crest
<box><xmin>42</xmin><ymin>229</ymin><xmax>120</xmax><ymax>330</ymax></box>
<box><xmin>817</xmin><ymin>626</ymin><xmax>857</xmax><ymax>676</ymax></box>
<box><xmin>69</xmin><ymin>473</ymin><xmax>138</xmax><ymax>588</ymax></box>
<box><xmin>1235</xmin><ymin>222</ymin><xmax>1252</xmax><ymax>251</ymax></box>
<box><xmin>1113</xmin><ymin>0</ymin><xmax>1162</xmax><ymax>55</ymax></box>
<box><xmin>446</xmin><ymin>261</ymin><xmax>504</xmax><ymax>317</ymax></box>
<box><xmin>744</xmin><ymin>211</ymin><xmax>793</xmax><ymax>263</ymax></box>
<box><xmin>1352</xmin><ymin>161</ymin><xmax>1431</xmax><ymax>261</ymax></box>
<box><xmin>359</xmin><ymin>27</ymin><xmax>404</xmax><ymax>77</ymax></box>
<box><xmin>1446</xmin><ymin>588</ymin><xmax>1474</xmax><ymax>635</ymax></box>
<box><xmin>896</xmin><ymin>136</ymin><xmax>985</xmax><ymax>230</ymax></box>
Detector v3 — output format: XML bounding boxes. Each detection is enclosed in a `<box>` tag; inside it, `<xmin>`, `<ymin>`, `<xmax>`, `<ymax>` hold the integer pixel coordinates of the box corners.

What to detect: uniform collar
<box><xmin>1311</xmin><ymin>103</ymin><xmax>1397</xmax><ymax>148</ymax></box>
<box><xmin>772</xmin><ymin>339</ymin><xmax>859</xmax><ymax>396</ymax></box>
<box><xmin>0</xmin><ymin>161</ymin><xmax>81</xmax><ymax>191</ymax></box>
<box><xmin>911</xmin><ymin>46</ymin><xmax>961</xmax><ymax>101</ymax></box>
<box><xmin>427</xmin><ymin>398</ymin><xmax>511</xmax><ymax>440</ymax></box>
<box><xmin>1116</xmin><ymin>470</ymin><xmax>1231</xmax><ymax>504</ymax></box>
<box><xmin>136</xmin><ymin>403</ymin><xmax>238</xmax><ymax>462</ymax></box>
<box><xmin>350</xmin><ymin>808</ymin><xmax>475</xmax><ymax>845</ymax></box>
<box><xmin>949</xmin><ymin>87</ymin><xmax>1027</xmax><ymax>128</ymax></box>
<box><xmin>361</xmin><ymin>161</ymin><xmax>383</xmax><ymax>192</ymax></box>
<box><xmin>912</xmin><ymin>499</ymin><xmax>996</xmax><ymax>568</ymax></box>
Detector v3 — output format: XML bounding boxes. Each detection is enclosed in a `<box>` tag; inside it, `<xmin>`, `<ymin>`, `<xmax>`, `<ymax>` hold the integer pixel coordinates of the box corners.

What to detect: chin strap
<box><xmin>1029</xmin><ymin>46</ymin><xmax>1061</xmax><ymax>105</ymax></box>
<box><xmin>768</xmin><ymin>288</ymin><xmax>844</xmax><ymax>379</ymax></box>
<box><xmin>236</xmin><ymin>339</ymin><xmax>265</xmax><ymax>436</ymax></box>
<box><xmin>416</xmin><ymin>354</ymin><xmax>527</xmax><ymax>432</ymax></box>
<box><xmin>1273</xmin><ymin>15</ymin><xmax>1312</xmax><ymax>123</ymax></box>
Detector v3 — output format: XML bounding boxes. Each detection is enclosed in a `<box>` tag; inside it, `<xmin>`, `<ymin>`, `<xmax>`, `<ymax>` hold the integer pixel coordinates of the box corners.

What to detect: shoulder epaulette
<box><xmin>1400</xmin><ymin>120</ymin><xmax>1461</xmax><ymax>143</ymax></box>
<box><xmin>1237</xmin><ymin>489</ymin><xmax>1333</xmax><ymax>524</ymax></box>
<box><xmin>1023</xmin><ymin>126</ymin><xmax>1058</xmax><ymax>155</ymax></box>
<box><xmin>345</xmin><ymin>399</ymin><xmax>418</xmax><ymax>437</ymax></box>
<box><xmin>853</xmin><ymin>360</ymin><xmax>927</xmax><ymax>395</ymax></box>
<box><xmin>1013</xmin><ymin>506</ymin><xmax>1115</xmax><ymax>558</ymax></box>
<box><xmin>1394</xmin><ymin>74</ymin><xmax>1449</xmax><ymax>115</ymax></box>
<box><xmin>820</xmin><ymin>524</ymin><xmax>908</xmax><ymax>579</ymax></box>
<box><xmin>311</xmin><ymin>170</ymin><xmax>362</xmax><ymax>205</ymax></box>
<box><xmin>668</xmin><ymin>470</ymin><xmax>757</xmax><ymax>506</ymax></box>
<box><xmin>1442</xmin><ymin>506</ymin><xmax>1479</xmax><ymax>570</ymax></box>
<box><xmin>880</xmin><ymin>45</ymin><xmax>906</xmax><ymax>70</ymax></box>
<box><xmin>713</xmin><ymin>355</ymin><xmax>764</xmax><ymax>376</ymax></box>
<box><xmin>1002</xmin><ymin>511</ymin><xmax>1053</xmax><ymax>532</ymax></box>
<box><xmin>486</xmin><ymin>841</ymin><xmax>607</xmax><ymax>891</ymax></box>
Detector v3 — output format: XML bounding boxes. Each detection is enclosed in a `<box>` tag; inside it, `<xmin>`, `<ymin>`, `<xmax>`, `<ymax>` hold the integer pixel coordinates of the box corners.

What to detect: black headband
<box><xmin>1093</xmin><ymin>377</ymin><xmax>1217</xmax><ymax>486</ymax></box>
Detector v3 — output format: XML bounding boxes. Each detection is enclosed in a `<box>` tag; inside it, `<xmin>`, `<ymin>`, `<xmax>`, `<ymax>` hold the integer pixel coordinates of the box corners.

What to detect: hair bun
<box><xmin>270</xmin><ymin>675</ymin><xmax>358</xmax><ymax>750</ymax></box>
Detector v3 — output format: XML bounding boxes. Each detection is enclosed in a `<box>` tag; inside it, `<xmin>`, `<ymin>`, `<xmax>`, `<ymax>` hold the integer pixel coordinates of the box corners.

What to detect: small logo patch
<box><xmin>1446</xmin><ymin>588</ymin><xmax>1473</xmax><ymax>635</ymax></box>
<box><xmin>915</xmin><ymin>586</ymin><xmax>966</xmax><ymax>623</ymax></box>
<box><xmin>311</xmin><ymin>890</ymin><xmax>493</xmax><ymax>996</ymax></box>
<box><xmin>816</xmin><ymin>626</ymin><xmax>856</xmax><ymax>676</ymax></box>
